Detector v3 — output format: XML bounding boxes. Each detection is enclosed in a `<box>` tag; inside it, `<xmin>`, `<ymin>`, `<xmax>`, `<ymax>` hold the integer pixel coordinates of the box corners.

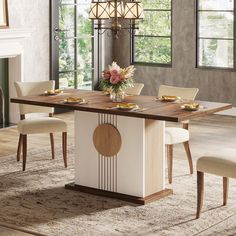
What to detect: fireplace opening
<box><xmin>0</xmin><ymin>59</ymin><xmax>12</xmax><ymax>128</ymax></box>
<box><xmin>0</xmin><ymin>87</ymin><xmax>5</xmax><ymax>125</ymax></box>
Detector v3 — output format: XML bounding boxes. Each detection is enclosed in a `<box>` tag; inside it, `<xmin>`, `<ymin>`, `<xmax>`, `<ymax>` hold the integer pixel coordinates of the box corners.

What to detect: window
<box><xmin>132</xmin><ymin>0</ymin><xmax>172</xmax><ymax>66</ymax></box>
<box><xmin>197</xmin><ymin>0</ymin><xmax>234</xmax><ymax>69</ymax></box>
<box><xmin>58</xmin><ymin>0</ymin><xmax>94</xmax><ymax>90</ymax></box>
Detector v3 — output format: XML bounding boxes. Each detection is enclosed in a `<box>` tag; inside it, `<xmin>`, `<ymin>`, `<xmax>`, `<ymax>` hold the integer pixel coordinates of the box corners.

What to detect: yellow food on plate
<box><xmin>44</xmin><ymin>89</ymin><xmax>63</xmax><ymax>95</ymax></box>
<box><xmin>64</xmin><ymin>97</ymin><xmax>84</xmax><ymax>103</ymax></box>
<box><xmin>181</xmin><ymin>103</ymin><xmax>199</xmax><ymax>111</ymax></box>
<box><xmin>116</xmin><ymin>103</ymin><xmax>139</xmax><ymax>109</ymax></box>
<box><xmin>161</xmin><ymin>95</ymin><xmax>180</xmax><ymax>101</ymax></box>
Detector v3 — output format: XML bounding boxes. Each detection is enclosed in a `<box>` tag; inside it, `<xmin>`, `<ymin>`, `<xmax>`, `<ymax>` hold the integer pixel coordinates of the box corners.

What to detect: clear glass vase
<box><xmin>110</xmin><ymin>91</ymin><xmax>125</xmax><ymax>102</ymax></box>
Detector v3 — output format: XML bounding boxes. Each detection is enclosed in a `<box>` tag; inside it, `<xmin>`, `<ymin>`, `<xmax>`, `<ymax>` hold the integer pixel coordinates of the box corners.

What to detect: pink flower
<box><xmin>110</xmin><ymin>74</ymin><xmax>122</xmax><ymax>84</ymax></box>
<box><xmin>110</xmin><ymin>69</ymin><xmax>119</xmax><ymax>77</ymax></box>
<box><xmin>103</xmin><ymin>70</ymin><xmax>111</xmax><ymax>80</ymax></box>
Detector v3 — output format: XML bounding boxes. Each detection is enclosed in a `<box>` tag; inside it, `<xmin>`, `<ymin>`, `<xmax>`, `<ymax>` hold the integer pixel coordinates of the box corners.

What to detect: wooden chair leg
<box><xmin>17</xmin><ymin>134</ymin><xmax>23</xmax><ymax>162</ymax></box>
<box><xmin>50</xmin><ymin>133</ymin><xmax>55</xmax><ymax>159</ymax></box>
<box><xmin>22</xmin><ymin>135</ymin><xmax>27</xmax><ymax>171</ymax></box>
<box><xmin>62</xmin><ymin>132</ymin><xmax>67</xmax><ymax>168</ymax></box>
<box><xmin>167</xmin><ymin>144</ymin><xmax>173</xmax><ymax>184</ymax></box>
<box><xmin>223</xmin><ymin>177</ymin><xmax>229</xmax><ymax>206</ymax></box>
<box><xmin>183</xmin><ymin>141</ymin><xmax>193</xmax><ymax>174</ymax></box>
<box><xmin>196</xmin><ymin>171</ymin><xmax>204</xmax><ymax>219</ymax></box>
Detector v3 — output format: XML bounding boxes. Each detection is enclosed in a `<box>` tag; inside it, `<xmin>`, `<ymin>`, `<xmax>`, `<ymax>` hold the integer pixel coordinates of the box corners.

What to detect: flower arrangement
<box><xmin>100</xmin><ymin>62</ymin><xmax>135</xmax><ymax>94</ymax></box>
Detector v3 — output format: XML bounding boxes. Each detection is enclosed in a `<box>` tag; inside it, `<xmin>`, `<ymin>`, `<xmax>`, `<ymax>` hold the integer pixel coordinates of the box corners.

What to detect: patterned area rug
<box><xmin>0</xmin><ymin>145</ymin><xmax>236</xmax><ymax>236</ymax></box>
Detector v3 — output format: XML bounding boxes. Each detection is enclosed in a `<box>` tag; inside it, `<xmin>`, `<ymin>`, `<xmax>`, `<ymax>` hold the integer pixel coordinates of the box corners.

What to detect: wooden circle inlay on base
<box><xmin>93</xmin><ymin>124</ymin><xmax>121</xmax><ymax>157</ymax></box>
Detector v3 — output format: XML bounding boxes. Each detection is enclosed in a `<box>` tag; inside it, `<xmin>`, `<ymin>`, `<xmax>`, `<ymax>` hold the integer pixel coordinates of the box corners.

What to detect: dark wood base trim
<box><xmin>65</xmin><ymin>183</ymin><xmax>173</xmax><ymax>205</ymax></box>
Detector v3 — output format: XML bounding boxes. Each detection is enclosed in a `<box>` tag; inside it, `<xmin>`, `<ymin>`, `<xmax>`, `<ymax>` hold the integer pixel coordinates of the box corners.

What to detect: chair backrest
<box><xmin>158</xmin><ymin>85</ymin><xmax>199</xmax><ymax>100</ymax></box>
<box><xmin>124</xmin><ymin>83</ymin><xmax>144</xmax><ymax>95</ymax></box>
<box><xmin>15</xmin><ymin>81</ymin><xmax>54</xmax><ymax>115</ymax></box>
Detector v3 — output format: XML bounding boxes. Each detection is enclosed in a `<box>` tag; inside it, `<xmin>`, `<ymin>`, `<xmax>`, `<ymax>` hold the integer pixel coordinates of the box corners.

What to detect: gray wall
<box><xmin>113</xmin><ymin>0</ymin><xmax>236</xmax><ymax>105</ymax></box>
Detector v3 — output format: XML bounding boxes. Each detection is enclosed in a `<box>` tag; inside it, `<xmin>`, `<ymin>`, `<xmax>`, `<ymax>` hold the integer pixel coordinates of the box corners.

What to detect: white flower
<box><xmin>108</xmin><ymin>61</ymin><xmax>121</xmax><ymax>72</ymax></box>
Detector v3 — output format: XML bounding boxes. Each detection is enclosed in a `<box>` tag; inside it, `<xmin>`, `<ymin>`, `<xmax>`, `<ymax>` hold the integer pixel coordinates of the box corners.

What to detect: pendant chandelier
<box><xmin>89</xmin><ymin>0</ymin><xmax>144</xmax><ymax>39</ymax></box>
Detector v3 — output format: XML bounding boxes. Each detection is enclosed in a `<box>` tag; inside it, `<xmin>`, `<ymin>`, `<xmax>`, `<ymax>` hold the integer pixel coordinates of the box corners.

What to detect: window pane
<box><xmin>77</xmin><ymin>4</ymin><xmax>92</xmax><ymax>36</ymax></box>
<box><xmin>77</xmin><ymin>38</ymin><xmax>93</xmax><ymax>88</ymax></box>
<box><xmin>199</xmin><ymin>0</ymin><xmax>234</xmax><ymax>11</ymax></box>
<box><xmin>199</xmin><ymin>12</ymin><xmax>233</xmax><ymax>39</ymax></box>
<box><xmin>60</xmin><ymin>0</ymin><xmax>74</xmax><ymax>4</ymax></box>
<box><xmin>134</xmin><ymin>37</ymin><xmax>171</xmax><ymax>64</ymax></box>
<box><xmin>199</xmin><ymin>39</ymin><xmax>233</xmax><ymax>68</ymax></box>
<box><xmin>59</xmin><ymin>5</ymin><xmax>75</xmax><ymax>38</ymax></box>
<box><xmin>77</xmin><ymin>70</ymin><xmax>93</xmax><ymax>90</ymax></box>
<box><xmin>77</xmin><ymin>0</ymin><xmax>90</xmax><ymax>4</ymax></box>
<box><xmin>142</xmin><ymin>0</ymin><xmax>171</xmax><ymax>10</ymax></box>
<box><xmin>59</xmin><ymin>72</ymin><xmax>75</xmax><ymax>89</ymax></box>
<box><xmin>137</xmin><ymin>11</ymin><xmax>171</xmax><ymax>36</ymax></box>
<box><xmin>59</xmin><ymin>39</ymin><xmax>75</xmax><ymax>71</ymax></box>
<box><xmin>77</xmin><ymin>38</ymin><xmax>92</xmax><ymax>68</ymax></box>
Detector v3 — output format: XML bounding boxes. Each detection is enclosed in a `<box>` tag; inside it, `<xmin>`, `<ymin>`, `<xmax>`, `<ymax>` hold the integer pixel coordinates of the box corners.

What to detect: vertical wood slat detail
<box><xmin>98</xmin><ymin>113</ymin><xmax>118</xmax><ymax>192</ymax></box>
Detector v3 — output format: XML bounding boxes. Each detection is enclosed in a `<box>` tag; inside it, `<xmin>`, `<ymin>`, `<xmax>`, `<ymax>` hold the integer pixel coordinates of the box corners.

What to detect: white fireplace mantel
<box><xmin>0</xmin><ymin>28</ymin><xmax>33</xmax><ymax>124</ymax></box>
<box><xmin>0</xmin><ymin>28</ymin><xmax>32</xmax><ymax>40</ymax></box>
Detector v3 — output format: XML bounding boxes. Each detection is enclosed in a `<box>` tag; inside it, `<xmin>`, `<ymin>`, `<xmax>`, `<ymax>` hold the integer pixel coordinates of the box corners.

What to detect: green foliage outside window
<box><xmin>141</xmin><ymin>0</ymin><xmax>171</xmax><ymax>10</ymax></box>
<box><xmin>133</xmin><ymin>0</ymin><xmax>172</xmax><ymax>65</ymax></box>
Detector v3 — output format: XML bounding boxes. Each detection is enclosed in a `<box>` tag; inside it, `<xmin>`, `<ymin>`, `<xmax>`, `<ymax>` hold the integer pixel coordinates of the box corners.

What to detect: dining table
<box><xmin>11</xmin><ymin>89</ymin><xmax>232</xmax><ymax>204</ymax></box>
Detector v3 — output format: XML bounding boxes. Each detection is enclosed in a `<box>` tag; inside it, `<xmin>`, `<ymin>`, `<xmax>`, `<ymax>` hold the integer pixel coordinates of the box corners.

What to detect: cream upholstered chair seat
<box><xmin>17</xmin><ymin>117</ymin><xmax>67</xmax><ymax>135</ymax></box>
<box><xmin>158</xmin><ymin>85</ymin><xmax>199</xmax><ymax>184</ymax></box>
<box><xmin>196</xmin><ymin>156</ymin><xmax>236</xmax><ymax>218</ymax></box>
<box><xmin>124</xmin><ymin>83</ymin><xmax>144</xmax><ymax>95</ymax></box>
<box><xmin>165</xmin><ymin>127</ymin><xmax>189</xmax><ymax>145</ymax></box>
<box><xmin>15</xmin><ymin>81</ymin><xmax>68</xmax><ymax>171</ymax></box>
<box><xmin>197</xmin><ymin>156</ymin><xmax>236</xmax><ymax>179</ymax></box>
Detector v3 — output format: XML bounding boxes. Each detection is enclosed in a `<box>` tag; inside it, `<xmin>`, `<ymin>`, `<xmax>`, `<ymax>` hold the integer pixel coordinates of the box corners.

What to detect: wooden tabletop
<box><xmin>10</xmin><ymin>89</ymin><xmax>232</xmax><ymax>122</ymax></box>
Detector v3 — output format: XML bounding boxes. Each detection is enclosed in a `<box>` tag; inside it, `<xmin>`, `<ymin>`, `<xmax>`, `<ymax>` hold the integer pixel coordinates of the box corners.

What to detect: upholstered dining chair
<box><xmin>158</xmin><ymin>85</ymin><xmax>199</xmax><ymax>184</ymax></box>
<box><xmin>124</xmin><ymin>83</ymin><xmax>144</xmax><ymax>95</ymax></box>
<box><xmin>15</xmin><ymin>81</ymin><xmax>67</xmax><ymax>171</ymax></box>
<box><xmin>196</xmin><ymin>156</ymin><xmax>236</xmax><ymax>218</ymax></box>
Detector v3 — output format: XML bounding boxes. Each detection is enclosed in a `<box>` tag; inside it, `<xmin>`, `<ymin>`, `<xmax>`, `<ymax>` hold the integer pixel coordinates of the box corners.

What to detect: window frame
<box><xmin>196</xmin><ymin>0</ymin><xmax>236</xmax><ymax>71</ymax></box>
<box><xmin>131</xmin><ymin>0</ymin><xmax>173</xmax><ymax>67</ymax></box>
